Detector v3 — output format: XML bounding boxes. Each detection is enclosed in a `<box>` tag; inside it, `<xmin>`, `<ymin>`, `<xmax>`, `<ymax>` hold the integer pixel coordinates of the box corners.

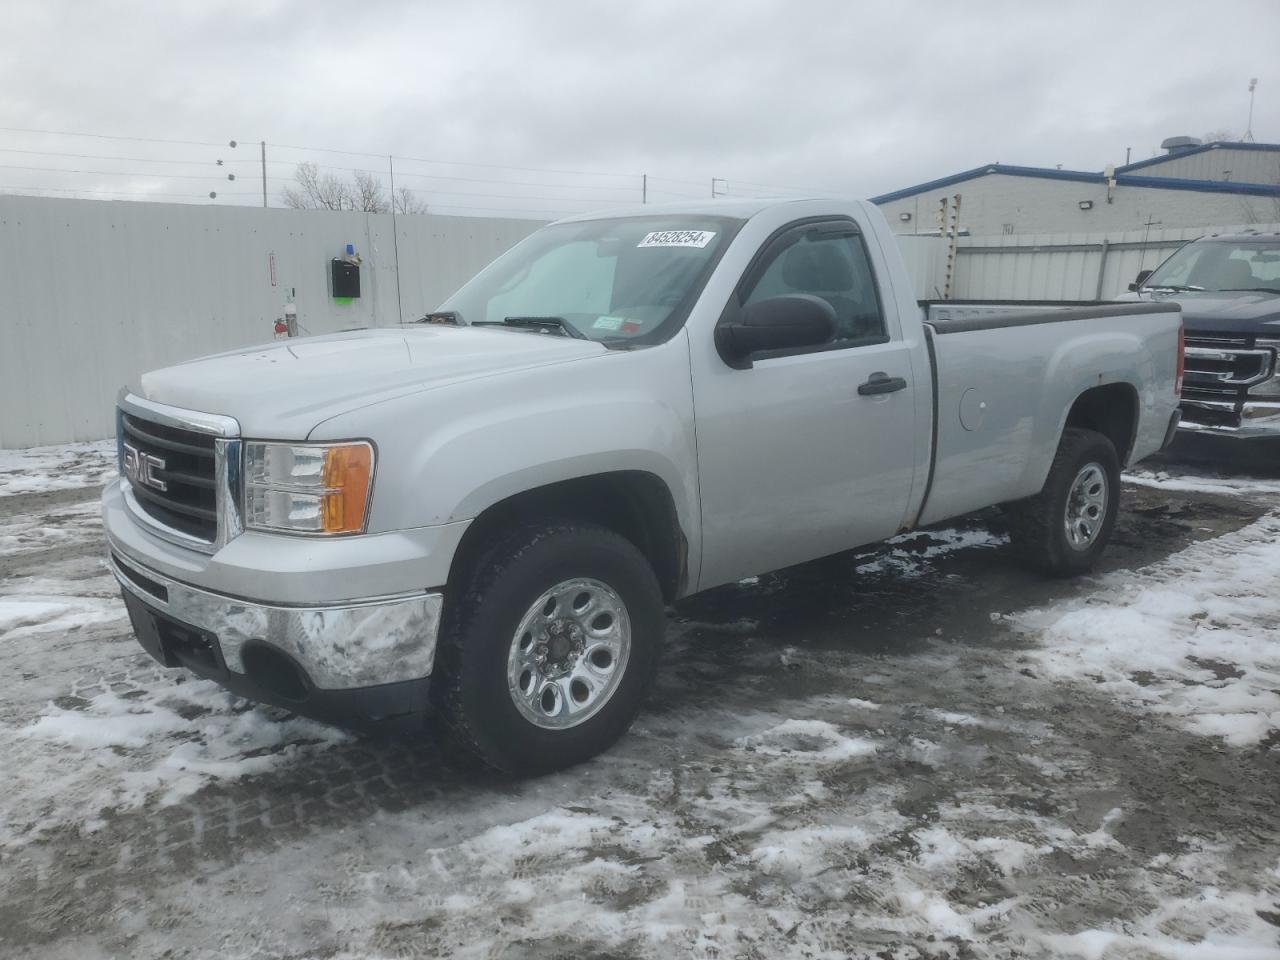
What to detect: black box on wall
<box><xmin>331</xmin><ymin>259</ymin><xmax>361</xmax><ymax>299</ymax></box>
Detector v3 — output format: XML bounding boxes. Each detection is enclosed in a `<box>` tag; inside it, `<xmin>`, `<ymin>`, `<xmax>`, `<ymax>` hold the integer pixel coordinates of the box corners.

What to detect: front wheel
<box><xmin>433</xmin><ymin>522</ymin><xmax>664</xmax><ymax>774</ymax></box>
<box><xmin>1006</xmin><ymin>427</ymin><xmax>1121</xmax><ymax>577</ymax></box>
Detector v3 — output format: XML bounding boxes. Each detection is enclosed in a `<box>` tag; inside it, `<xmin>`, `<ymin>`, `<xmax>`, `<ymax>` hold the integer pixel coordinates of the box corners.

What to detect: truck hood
<box><xmin>1115</xmin><ymin>289</ymin><xmax>1280</xmax><ymax>337</ymax></box>
<box><xmin>137</xmin><ymin>326</ymin><xmax>609</xmax><ymax>438</ymax></box>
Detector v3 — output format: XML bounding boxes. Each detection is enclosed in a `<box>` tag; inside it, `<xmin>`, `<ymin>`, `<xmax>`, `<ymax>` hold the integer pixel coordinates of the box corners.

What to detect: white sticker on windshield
<box><xmin>637</xmin><ymin>230</ymin><xmax>716</xmax><ymax>249</ymax></box>
<box><xmin>593</xmin><ymin>315</ymin><xmax>624</xmax><ymax>331</ymax></box>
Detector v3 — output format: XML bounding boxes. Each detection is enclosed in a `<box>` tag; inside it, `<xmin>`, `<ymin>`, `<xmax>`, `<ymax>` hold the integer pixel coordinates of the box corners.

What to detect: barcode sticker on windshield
<box><xmin>637</xmin><ymin>230</ymin><xmax>716</xmax><ymax>249</ymax></box>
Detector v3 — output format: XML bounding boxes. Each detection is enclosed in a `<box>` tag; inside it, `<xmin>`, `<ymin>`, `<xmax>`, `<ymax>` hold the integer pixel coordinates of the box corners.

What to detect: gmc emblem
<box><xmin>122</xmin><ymin>441</ymin><xmax>168</xmax><ymax>492</ymax></box>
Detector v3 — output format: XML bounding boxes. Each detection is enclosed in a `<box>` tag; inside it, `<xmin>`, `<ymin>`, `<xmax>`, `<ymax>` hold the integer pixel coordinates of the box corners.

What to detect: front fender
<box><xmin>309</xmin><ymin>335</ymin><xmax>701</xmax><ymax>574</ymax></box>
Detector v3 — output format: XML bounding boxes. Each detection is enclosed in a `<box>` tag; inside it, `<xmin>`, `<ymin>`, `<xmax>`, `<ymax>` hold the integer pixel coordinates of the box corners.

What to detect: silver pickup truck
<box><xmin>103</xmin><ymin>199</ymin><xmax>1182</xmax><ymax>772</ymax></box>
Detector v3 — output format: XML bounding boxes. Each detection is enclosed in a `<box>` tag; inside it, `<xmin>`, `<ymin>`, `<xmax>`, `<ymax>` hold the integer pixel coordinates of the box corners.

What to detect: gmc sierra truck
<box><xmin>103</xmin><ymin>199</ymin><xmax>1183</xmax><ymax>773</ymax></box>
<box><xmin>1121</xmin><ymin>230</ymin><xmax>1280</xmax><ymax>450</ymax></box>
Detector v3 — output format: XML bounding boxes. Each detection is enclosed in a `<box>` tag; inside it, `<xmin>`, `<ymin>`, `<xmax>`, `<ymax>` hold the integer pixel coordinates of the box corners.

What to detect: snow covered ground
<box><xmin>0</xmin><ymin>439</ymin><xmax>115</xmax><ymax>498</ymax></box>
<box><xmin>0</xmin><ymin>446</ymin><xmax>1277</xmax><ymax>959</ymax></box>
<box><xmin>1009</xmin><ymin>512</ymin><xmax>1280</xmax><ymax>748</ymax></box>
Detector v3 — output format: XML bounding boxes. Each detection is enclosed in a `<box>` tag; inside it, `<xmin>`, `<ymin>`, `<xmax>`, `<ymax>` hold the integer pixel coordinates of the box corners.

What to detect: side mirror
<box><xmin>715</xmin><ymin>294</ymin><xmax>836</xmax><ymax>369</ymax></box>
<box><xmin>1128</xmin><ymin>269</ymin><xmax>1153</xmax><ymax>292</ymax></box>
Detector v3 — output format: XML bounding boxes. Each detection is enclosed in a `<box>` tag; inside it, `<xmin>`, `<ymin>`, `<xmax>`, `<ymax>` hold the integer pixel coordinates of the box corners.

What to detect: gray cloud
<box><xmin>2</xmin><ymin>0</ymin><xmax>1277</xmax><ymax>215</ymax></box>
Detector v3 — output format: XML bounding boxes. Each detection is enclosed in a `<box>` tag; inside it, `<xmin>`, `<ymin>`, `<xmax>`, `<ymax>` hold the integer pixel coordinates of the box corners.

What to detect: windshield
<box><xmin>437</xmin><ymin>214</ymin><xmax>744</xmax><ymax>346</ymax></box>
<box><xmin>1145</xmin><ymin>239</ymin><xmax>1280</xmax><ymax>293</ymax></box>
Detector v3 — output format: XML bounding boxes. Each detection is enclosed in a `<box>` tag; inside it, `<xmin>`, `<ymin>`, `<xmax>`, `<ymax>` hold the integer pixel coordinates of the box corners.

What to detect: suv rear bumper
<box><xmin>110</xmin><ymin>550</ymin><xmax>441</xmax><ymax>729</ymax></box>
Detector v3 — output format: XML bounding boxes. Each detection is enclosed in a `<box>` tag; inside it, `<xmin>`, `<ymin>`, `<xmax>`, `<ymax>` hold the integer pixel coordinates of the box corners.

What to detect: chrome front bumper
<box><xmin>110</xmin><ymin>551</ymin><xmax>443</xmax><ymax>691</ymax></box>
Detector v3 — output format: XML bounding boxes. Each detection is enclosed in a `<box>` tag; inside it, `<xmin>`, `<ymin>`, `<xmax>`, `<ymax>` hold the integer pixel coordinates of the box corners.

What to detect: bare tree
<box><xmin>1202</xmin><ymin>129</ymin><xmax>1239</xmax><ymax>144</ymax></box>
<box><xmin>281</xmin><ymin>162</ymin><xmax>428</xmax><ymax>214</ymax></box>
<box><xmin>281</xmin><ymin>162</ymin><xmax>355</xmax><ymax>210</ymax></box>
<box><xmin>352</xmin><ymin>170</ymin><xmax>386</xmax><ymax>212</ymax></box>
<box><xmin>394</xmin><ymin>186</ymin><xmax>428</xmax><ymax>214</ymax></box>
<box><xmin>282</xmin><ymin>162</ymin><xmax>426</xmax><ymax>213</ymax></box>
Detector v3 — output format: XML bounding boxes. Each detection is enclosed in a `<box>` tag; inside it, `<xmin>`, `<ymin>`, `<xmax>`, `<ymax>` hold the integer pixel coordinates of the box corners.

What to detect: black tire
<box><xmin>1006</xmin><ymin>427</ymin><xmax>1121</xmax><ymax>577</ymax></box>
<box><xmin>432</xmin><ymin>522</ymin><xmax>664</xmax><ymax>775</ymax></box>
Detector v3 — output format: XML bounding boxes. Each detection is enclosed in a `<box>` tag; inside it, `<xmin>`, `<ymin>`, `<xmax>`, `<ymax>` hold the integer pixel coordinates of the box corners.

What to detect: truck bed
<box><xmin>914</xmin><ymin>300</ymin><xmax>1181</xmax><ymax>526</ymax></box>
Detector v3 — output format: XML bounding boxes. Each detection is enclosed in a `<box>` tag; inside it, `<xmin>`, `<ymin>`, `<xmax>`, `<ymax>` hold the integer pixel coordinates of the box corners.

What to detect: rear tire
<box><xmin>433</xmin><ymin>522</ymin><xmax>664</xmax><ymax>775</ymax></box>
<box><xmin>1006</xmin><ymin>427</ymin><xmax>1120</xmax><ymax>577</ymax></box>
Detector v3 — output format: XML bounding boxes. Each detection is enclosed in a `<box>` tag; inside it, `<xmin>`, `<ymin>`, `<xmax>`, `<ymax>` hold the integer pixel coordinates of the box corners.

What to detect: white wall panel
<box><xmin>0</xmin><ymin>196</ymin><xmax>543</xmax><ymax>447</ymax></box>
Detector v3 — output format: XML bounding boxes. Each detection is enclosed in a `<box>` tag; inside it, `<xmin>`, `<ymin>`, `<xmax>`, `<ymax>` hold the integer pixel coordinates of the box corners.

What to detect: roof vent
<box><xmin>1160</xmin><ymin>135</ymin><xmax>1202</xmax><ymax>154</ymax></box>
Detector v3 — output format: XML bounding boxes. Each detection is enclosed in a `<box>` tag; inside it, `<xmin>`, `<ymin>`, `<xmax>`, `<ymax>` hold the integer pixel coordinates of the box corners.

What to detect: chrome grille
<box><xmin>1181</xmin><ymin>334</ymin><xmax>1277</xmax><ymax>427</ymax></box>
<box><xmin>120</xmin><ymin>413</ymin><xmax>219</xmax><ymax>540</ymax></box>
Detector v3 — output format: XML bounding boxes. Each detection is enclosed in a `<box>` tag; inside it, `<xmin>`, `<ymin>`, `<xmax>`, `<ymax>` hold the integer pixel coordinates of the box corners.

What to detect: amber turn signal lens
<box><xmin>320</xmin><ymin>443</ymin><xmax>373</xmax><ymax>534</ymax></box>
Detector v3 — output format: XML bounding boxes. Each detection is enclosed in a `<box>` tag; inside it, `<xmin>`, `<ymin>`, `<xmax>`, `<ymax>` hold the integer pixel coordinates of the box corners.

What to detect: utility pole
<box><xmin>642</xmin><ymin>173</ymin><xmax>647</xmax><ymax>204</ymax></box>
<box><xmin>1244</xmin><ymin>78</ymin><xmax>1258</xmax><ymax>142</ymax></box>
<box><xmin>389</xmin><ymin>155</ymin><xmax>404</xmax><ymax>325</ymax></box>
<box><xmin>260</xmin><ymin>141</ymin><xmax>268</xmax><ymax>207</ymax></box>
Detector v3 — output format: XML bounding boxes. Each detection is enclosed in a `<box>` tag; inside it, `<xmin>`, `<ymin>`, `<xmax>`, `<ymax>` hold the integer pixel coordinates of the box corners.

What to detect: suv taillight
<box><xmin>1175</xmin><ymin>324</ymin><xmax>1185</xmax><ymax>396</ymax></box>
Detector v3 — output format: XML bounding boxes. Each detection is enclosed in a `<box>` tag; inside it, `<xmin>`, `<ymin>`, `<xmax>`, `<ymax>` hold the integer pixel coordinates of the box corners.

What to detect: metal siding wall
<box><xmin>0</xmin><ymin>196</ymin><xmax>546</xmax><ymax>447</ymax></box>
<box><xmin>953</xmin><ymin>221</ymin><xmax>1280</xmax><ymax>303</ymax></box>
<box><xmin>1131</xmin><ymin>149</ymin><xmax>1280</xmax><ymax>185</ymax></box>
<box><xmin>878</xmin><ymin>173</ymin><xmax>1280</xmax><ymax>236</ymax></box>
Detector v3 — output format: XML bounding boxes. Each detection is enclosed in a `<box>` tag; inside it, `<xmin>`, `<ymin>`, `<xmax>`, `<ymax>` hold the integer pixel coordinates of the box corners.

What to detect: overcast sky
<box><xmin>3</xmin><ymin>0</ymin><xmax>1278</xmax><ymax>217</ymax></box>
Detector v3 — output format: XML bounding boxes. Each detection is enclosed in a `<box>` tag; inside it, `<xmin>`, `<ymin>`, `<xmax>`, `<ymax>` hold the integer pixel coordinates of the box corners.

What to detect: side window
<box><xmin>741</xmin><ymin>226</ymin><xmax>886</xmax><ymax>345</ymax></box>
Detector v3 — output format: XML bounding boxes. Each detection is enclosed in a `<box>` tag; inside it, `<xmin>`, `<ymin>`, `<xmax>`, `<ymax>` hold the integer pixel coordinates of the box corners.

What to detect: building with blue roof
<box><xmin>871</xmin><ymin>139</ymin><xmax>1280</xmax><ymax>237</ymax></box>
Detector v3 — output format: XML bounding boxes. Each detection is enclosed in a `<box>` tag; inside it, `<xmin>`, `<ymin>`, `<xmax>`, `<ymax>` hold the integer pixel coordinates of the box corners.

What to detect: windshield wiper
<box><xmin>1219</xmin><ymin>287</ymin><xmax>1280</xmax><ymax>295</ymax></box>
<box><xmin>472</xmin><ymin>316</ymin><xmax>588</xmax><ymax>339</ymax></box>
<box><xmin>1145</xmin><ymin>284</ymin><xmax>1205</xmax><ymax>292</ymax></box>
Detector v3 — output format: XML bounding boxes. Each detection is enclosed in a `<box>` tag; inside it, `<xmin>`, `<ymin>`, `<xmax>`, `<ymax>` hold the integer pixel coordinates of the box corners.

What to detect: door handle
<box><xmin>857</xmin><ymin>372</ymin><xmax>908</xmax><ymax>396</ymax></box>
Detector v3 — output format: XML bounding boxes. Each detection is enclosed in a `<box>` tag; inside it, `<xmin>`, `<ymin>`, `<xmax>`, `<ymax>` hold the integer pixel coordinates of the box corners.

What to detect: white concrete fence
<box><xmin>0</xmin><ymin>194</ymin><xmax>1269</xmax><ymax>447</ymax></box>
<box><xmin>0</xmin><ymin>195</ymin><xmax>543</xmax><ymax>446</ymax></box>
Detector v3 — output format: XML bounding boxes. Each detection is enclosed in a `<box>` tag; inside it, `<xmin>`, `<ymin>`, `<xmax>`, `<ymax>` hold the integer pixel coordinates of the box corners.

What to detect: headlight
<box><xmin>1249</xmin><ymin>340</ymin><xmax>1280</xmax><ymax>397</ymax></box>
<box><xmin>243</xmin><ymin>441</ymin><xmax>375</xmax><ymax>535</ymax></box>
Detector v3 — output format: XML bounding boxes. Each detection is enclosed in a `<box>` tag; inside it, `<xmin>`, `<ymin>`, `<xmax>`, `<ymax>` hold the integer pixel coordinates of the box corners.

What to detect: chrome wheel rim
<box><xmin>506</xmin><ymin>578</ymin><xmax>631</xmax><ymax>730</ymax></box>
<box><xmin>1064</xmin><ymin>462</ymin><xmax>1108</xmax><ymax>550</ymax></box>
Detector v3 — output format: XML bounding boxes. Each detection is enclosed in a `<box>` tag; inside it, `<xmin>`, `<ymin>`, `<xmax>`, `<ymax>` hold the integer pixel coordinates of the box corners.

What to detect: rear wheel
<box><xmin>433</xmin><ymin>522</ymin><xmax>664</xmax><ymax>774</ymax></box>
<box><xmin>1006</xmin><ymin>427</ymin><xmax>1121</xmax><ymax>577</ymax></box>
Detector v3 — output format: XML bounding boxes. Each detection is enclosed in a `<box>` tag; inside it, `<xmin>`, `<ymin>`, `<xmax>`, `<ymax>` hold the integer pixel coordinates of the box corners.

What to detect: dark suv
<box><xmin>1122</xmin><ymin>232</ymin><xmax>1280</xmax><ymax>449</ymax></box>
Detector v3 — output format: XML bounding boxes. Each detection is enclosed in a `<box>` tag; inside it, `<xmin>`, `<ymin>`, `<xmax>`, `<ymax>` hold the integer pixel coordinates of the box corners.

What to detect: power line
<box><xmin>0</xmin><ymin>125</ymin><xmax>226</xmax><ymax>148</ymax></box>
<box><xmin>0</xmin><ymin>147</ymin><xmax>236</xmax><ymax>167</ymax></box>
<box><xmin>0</xmin><ymin>124</ymin><xmax>836</xmax><ymax>212</ymax></box>
<box><xmin>267</xmin><ymin>140</ymin><xmax>642</xmax><ymax>180</ymax></box>
<box><xmin>0</xmin><ymin>153</ymin><xmax>646</xmax><ymax>202</ymax></box>
<box><xmin>0</xmin><ymin>183</ymin><xmax>253</xmax><ymax>200</ymax></box>
<box><xmin>421</xmin><ymin>201</ymin><xmax>566</xmax><ymax>217</ymax></box>
<box><xmin>722</xmin><ymin>177</ymin><xmax>833</xmax><ymax>194</ymax></box>
<box><xmin>0</xmin><ymin>162</ymin><xmax>237</xmax><ymax>182</ymax></box>
<box><xmin>646</xmin><ymin>174</ymin><xmax>715</xmax><ymax>189</ymax></box>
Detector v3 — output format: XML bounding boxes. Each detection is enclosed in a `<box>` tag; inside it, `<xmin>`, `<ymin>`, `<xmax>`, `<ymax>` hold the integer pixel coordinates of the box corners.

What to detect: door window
<box><xmin>741</xmin><ymin>224</ymin><xmax>887</xmax><ymax>346</ymax></box>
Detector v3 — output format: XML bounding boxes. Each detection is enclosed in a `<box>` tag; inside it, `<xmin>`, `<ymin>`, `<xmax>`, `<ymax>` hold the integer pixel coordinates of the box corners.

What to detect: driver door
<box><xmin>692</xmin><ymin>218</ymin><xmax>919</xmax><ymax>589</ymax></box>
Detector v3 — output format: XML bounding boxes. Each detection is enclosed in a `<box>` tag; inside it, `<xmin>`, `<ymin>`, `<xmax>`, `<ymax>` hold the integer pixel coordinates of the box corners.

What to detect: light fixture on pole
<box><xmin>1244</xmin><ymin>78</ymin><xmax>1258</xmax><ymax>143</ymax></box>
